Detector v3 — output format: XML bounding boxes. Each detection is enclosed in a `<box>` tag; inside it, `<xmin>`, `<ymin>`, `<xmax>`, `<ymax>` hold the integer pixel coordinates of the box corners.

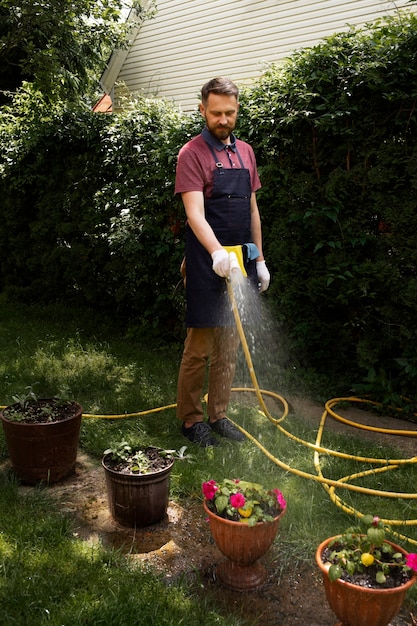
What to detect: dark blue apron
<box><xmin>185</xmin><ymin>142</ymin><xmax>257</xmax><ymax>327</ymax></box>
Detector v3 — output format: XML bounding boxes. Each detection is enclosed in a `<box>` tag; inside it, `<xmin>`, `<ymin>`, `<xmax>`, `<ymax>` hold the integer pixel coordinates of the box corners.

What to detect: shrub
<box><xmin>0</xmin><ymin>94</ymin><xmax>201</xmax><ymax>340</ymax></box>
<box><xmin>1</xmin><ymin>12</ymin><xmax>417</xmax><ymax>401</ymax></box>
<box><xmin>239</xmin><ymin>12</ymin><xmax>417</xmax><ymax>400</ymax></box>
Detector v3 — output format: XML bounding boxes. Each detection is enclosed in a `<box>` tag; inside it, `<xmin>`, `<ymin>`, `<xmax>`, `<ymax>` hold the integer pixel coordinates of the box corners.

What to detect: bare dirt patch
<box><xmin>39</xmin><ymin>452</ymin><xmax>337</xmax><ymax>626</ymax></box>
<box><xmin>8</xmin><ymin>397</ymin><xmax>417</xmax><ymax>625</ymax></box>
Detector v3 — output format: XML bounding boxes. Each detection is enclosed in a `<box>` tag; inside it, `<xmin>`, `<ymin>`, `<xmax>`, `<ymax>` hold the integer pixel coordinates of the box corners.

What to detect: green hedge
<box><xmin>1</xmin><ymin>11</ymin><xmax>417</xmax><ymax>402</ymax></box>
<box><xmin>238</xmin><ymin>12</ymin><xmax>417</xmax><ymax>402</ymax></box>
<box><xmin>0</xmin><ymin>97</ymin><xmax>202</xmax><ymax>340</ymax></box>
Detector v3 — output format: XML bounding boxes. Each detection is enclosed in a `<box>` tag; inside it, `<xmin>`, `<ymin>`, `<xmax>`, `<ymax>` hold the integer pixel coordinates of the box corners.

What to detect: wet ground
<box><xmin>9</xmin><ymin>396</ymin><xmax>417</xmax><ymax>625</ymax></box>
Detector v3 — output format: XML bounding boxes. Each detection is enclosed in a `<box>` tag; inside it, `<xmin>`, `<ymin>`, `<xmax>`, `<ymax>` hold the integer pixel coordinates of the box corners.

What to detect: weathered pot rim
<box><xmin>0</xmin><ymin>400</ymin><xmax>83</xmax><ymax>425</ymax></box>
<box><xmin>203</xmin><ymin>498</ymin><xmax>286</xmax><ymax>527</ymax></box>
<box><xmin>315</xmin><ymin>534</ymin><xmax>417</xmax><ymax>594</ymax></box>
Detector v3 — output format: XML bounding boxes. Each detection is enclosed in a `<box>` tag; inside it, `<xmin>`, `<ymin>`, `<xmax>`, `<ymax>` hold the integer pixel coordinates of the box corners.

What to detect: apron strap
<box><xmin>207</xmin><ymin>143</ymin><xmax>246</xmax><ymax>169</ymax></box>
<box><xmin>208</xmin><ymin>144</ymin><xmax>223</xmax><ymax>169</ymax></box>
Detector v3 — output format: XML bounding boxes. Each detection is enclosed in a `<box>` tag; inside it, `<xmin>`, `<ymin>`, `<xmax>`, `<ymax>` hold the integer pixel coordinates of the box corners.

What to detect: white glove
<box><xmin>256</xmin><ymin>260</ymin><xmax>270</xmax><ymax>292</ymax></box>
<box><xmin>211</xmin><ymin>249</ymin><xmax>230</xmax><ymax>278</ymax></box>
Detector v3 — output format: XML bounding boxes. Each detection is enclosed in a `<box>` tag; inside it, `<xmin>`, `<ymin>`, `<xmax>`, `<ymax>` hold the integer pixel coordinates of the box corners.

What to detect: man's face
<box><xmin>199</xmin><ymin>93</ymin><xmax>239</xmax><ymax>143</ymax></box>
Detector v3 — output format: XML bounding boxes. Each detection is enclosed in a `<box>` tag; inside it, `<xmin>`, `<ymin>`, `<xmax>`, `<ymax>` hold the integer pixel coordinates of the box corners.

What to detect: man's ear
<box><xmin>199</xmin><ymin>102</ymin><xmax>205</xmax><ymax>118</ymax></box>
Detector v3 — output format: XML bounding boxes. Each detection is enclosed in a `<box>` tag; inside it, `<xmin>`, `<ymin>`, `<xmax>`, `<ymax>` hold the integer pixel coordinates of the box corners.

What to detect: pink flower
<box><xmin>230</xmin><ymin>492</ymin><xmax>246</xmax><ymax>508</ymax></box>
<box><xmin>406</xmin><ymin>553</ymin><xmax>417</xmax><ymax>572</ymax></box>
<box><xmin>202</xmin><ymin>480</ymin><xmax>218</xmax><ymax>500</ymax></box>
<box><xmin>271</xmin><ymin>489</ymin><xmax>287</xmax><ymax>510</ymax></box>
<box><xmin>372</xmin><ymin>516</ymin><xmax>380</xmax><ymax>526</ymax></box>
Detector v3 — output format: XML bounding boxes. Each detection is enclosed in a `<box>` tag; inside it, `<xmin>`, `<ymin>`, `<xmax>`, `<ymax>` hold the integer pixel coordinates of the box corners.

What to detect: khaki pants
<box><xmin>176</xmin><ymin>327</ymin><xmax>240</xmax><ymax>424</ymax></box>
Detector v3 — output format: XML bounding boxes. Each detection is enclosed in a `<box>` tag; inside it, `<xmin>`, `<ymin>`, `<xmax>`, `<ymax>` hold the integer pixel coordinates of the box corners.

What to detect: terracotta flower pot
<box><xmin>0</xmin><ymin>401</ymin><xmax>82</xmax><ymax>485</ymax></box>
<box><xmin>315</xmin><ymin>536</ymin><xmax>417</xmax><ymax>626</ymax></box>
<box><xmin>103</xmin><ymin>453</ymin><xmax>174</xmax><ymax>527</ymax></box>
<box><xmin>203</xmin><ymin>499</ymin><xmax>285</xmax><ymax>591</ymax></box>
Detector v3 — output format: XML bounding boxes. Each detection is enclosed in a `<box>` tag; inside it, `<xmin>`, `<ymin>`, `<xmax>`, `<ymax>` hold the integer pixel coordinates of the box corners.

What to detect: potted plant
<box><xmin>202</xmin><ymin>477</ymin><xmax>287</xmax><ymax>591</ymax></box>
<box><xmin>102</xmin><ymin>442</ymin><xmax>190</xmax><ymax>528</ymax></box>
<box><xmin>0</xmin><ymin>388</ymin><xmax>82</xmax><ymax>485</ymax></box>
<box><xmin>315</xmin><ymin>514</ymin><xmax>417</xmax><ymax>626</ymax></box>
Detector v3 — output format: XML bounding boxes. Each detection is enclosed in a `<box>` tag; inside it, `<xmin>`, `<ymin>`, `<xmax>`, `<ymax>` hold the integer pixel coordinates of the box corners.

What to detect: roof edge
<box><xmin>99</xmin><ymin>6</ymin><xmax>147</xmax><ymax>94</ymax></box>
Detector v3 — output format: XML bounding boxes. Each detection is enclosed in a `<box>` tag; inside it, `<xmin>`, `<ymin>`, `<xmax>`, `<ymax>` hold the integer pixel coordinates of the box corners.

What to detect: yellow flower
<box><xmin>238</xmin><ymin>507</ymin><xmax>253</xmax><ymax>518</ymax></box>
<box><xmin>361</xmin><ymin>552</ymin><xmax>374</xmax><ymax>567</ymax></box>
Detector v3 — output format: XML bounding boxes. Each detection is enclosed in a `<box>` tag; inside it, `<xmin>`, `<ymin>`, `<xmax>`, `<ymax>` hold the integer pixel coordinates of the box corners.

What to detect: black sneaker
<box><xmin>181</xmin><ymin>422</ymin><xmax>219</xmax><ymax>447</ymax></box>
<box><xmin>208</xmin><ymin>418</ymin><xmax>245</xmax><ymax>442</ymax></box>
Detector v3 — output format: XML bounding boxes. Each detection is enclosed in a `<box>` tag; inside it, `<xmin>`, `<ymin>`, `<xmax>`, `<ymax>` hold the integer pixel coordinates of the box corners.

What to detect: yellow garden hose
<box><xmin>224</xmin><ymin>278</ymin><xmax>417</xmax><ymax>546</ymax></box>
<box><xmin>2</xmin><ymin>277</ymin><xmax>417</xmax><ymax>543</ymax></box>
<box><xmin>82</xmin><ymin>404</ymin><xmax>177</xmax><ymax>419</ymax></box>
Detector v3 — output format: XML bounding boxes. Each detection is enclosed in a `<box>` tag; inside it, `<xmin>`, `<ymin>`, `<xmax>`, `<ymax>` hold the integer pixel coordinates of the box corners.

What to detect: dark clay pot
<box><xmin>102</xmin><ymin>454</ymin><xmax>174</xmax><ymax>527</ymax></box>
<box><xmin>0</xmin><ymin>401</ymin><xmax>82</xmax><ymax>485</ymax></box>
<box><xmin>315</xmin><ymin>536</ymin><xmax>417</xmax><ymax>626</ymax></box>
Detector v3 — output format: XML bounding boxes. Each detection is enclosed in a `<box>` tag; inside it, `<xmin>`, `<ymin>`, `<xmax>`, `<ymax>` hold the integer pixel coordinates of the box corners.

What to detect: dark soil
<box><xmin>102</xmin><ymin>446</ymin><xmax>173</xmax><ymax>475</ymax></box>
<box><xmin>321</xmin><ymin>543</ymin><xmax>413</xmax><ymax>589</ymax></box>
<box><xmin>2</xmin><ymin>399</ymin><xmax>79</xmax><ymax>423</ymax></box>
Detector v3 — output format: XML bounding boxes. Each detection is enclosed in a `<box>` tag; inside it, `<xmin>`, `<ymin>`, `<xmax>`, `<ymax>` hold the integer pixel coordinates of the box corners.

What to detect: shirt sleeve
<box><xmin>175</xmin><ymin>143</ymin><xmax>206</xmax><ymax>194</ymax></box>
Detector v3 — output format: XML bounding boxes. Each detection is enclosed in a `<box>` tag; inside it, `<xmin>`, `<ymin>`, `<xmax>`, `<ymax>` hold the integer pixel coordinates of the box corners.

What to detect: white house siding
<box><xmin>105</xmin><ymin>0</ymin><xmax>413</xmax><ymax>112</ymax></box>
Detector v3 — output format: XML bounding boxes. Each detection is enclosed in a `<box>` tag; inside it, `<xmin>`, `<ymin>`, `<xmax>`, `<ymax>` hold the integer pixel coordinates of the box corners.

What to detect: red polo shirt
<box><xmin>175</xmin><ymin>128</ymin><xmax>261</xmax><ymax>198</ymax></box>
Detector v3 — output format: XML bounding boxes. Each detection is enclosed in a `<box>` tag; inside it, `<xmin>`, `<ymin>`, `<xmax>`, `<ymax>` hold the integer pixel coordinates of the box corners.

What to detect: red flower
<box><xmin>271</xmin><ymin>489</ymin><xmax>287</xmax><ymax>510</ymax></box>
<box><xmin>406</xmin><ymin>553</ymin><xmax>417</xmax><ymax>572</ymax></box>
<box><xmin>202</xmin><ymin>480</ymin><xmax>218</xmax><ymax>500</ymax></box>
<box><xmin>230</xmin><ymin>492</ymin><xmax>246</xmax><ymax>508</ymax></box>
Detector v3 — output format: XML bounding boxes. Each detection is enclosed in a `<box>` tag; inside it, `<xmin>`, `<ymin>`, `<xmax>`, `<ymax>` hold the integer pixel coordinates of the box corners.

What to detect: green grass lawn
<box><xmin>1</xmin><ymin>295</ymin><xmax>417</xmax><ymax>624</ymax></box>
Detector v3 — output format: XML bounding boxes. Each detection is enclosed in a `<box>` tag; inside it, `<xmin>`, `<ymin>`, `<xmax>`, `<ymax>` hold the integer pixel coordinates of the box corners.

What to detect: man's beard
<box><xmin>208</xmin><ymin>123</ymin><xmax>235</xmax><ymax>142</ymax></box>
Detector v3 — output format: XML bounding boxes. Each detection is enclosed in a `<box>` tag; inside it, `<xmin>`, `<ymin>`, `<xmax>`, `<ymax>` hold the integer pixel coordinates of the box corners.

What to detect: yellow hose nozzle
<box><xmin>223</xmin><ymin>245</ymin><xmax>247</xmax><ymax>277</ymax></box>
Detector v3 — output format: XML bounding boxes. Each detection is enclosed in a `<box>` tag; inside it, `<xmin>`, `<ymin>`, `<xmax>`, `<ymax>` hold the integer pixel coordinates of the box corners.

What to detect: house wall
<box><xmin>106</xmin><ymin>0</ymin><xmax>413</xmax><ymax>112</ymax></box>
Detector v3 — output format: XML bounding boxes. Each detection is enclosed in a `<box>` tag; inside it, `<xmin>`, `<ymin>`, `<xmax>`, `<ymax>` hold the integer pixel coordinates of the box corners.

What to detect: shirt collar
<box><xmin>202</xmin><ymin>127</ymin><xmax>237</xmax><ymax>152</ymax></box>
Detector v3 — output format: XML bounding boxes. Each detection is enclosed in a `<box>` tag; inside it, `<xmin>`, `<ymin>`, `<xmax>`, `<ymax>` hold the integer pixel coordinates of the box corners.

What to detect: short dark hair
<box><xmin>201</xmin><ymin>77</ymin><xmax>239</xmax><ymax>105</ymax></box>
